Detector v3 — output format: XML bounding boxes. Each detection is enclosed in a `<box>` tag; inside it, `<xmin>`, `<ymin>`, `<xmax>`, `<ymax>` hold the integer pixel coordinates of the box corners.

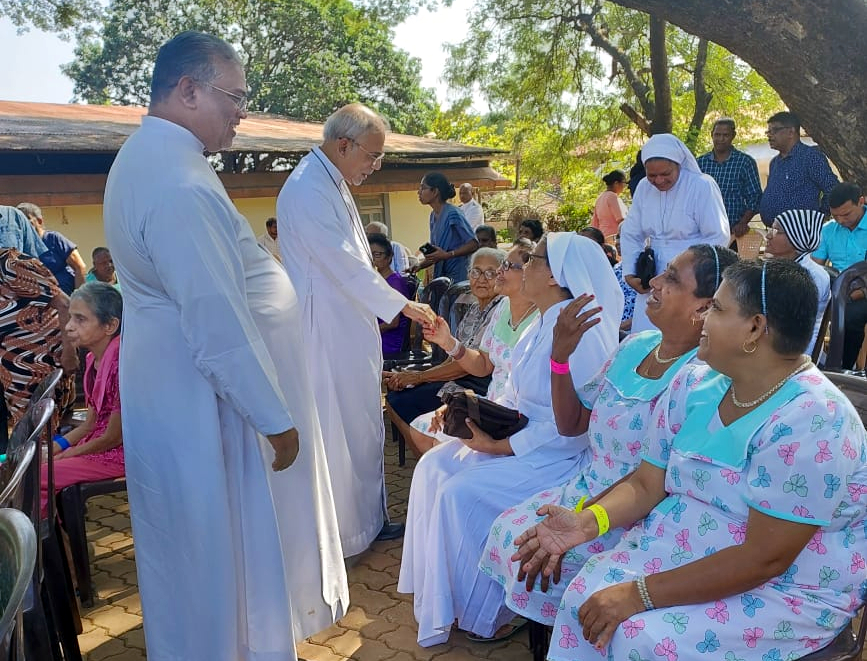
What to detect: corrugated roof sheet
<box><xmin>0</xmin><ymin>101</ymin><xmax>506</xmax><ymax>158</ymax></box>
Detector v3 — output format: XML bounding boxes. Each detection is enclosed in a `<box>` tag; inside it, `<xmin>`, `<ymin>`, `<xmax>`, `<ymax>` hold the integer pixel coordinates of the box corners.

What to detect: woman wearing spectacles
<box><xmin>369</xmin><ymin>233</ymin><xmax>414</xmax><ymax>356</ymax></box>
<box><xmin>411</xmin><ymin>172</ymin><xmax>480</xmax><ymax>282</ymax></box>
<box><xmin>385</xmin><ymin>248</ymin><xmax>505</xmax><ymax>453</ymax></box>
<box><xmin>406</xmin><ymin>239</ymin><xmax>539</xmax><ymax>455</ymax></box>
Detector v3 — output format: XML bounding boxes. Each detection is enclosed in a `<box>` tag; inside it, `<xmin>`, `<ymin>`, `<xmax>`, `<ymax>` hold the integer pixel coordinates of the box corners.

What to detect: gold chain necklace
<box><xmin>653</xmin><ymin>343</ymin><xmax>686</xmax><ymax>364</ymax></box>
<box><xmin>730</xmin><ymin>360</ymin><xmax>811</xmax><ymax>409</ymax></box>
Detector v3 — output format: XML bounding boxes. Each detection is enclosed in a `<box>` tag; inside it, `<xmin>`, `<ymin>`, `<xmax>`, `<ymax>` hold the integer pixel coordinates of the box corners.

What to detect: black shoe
<box><xmin>376</xmin><ymin>522</ymin><xmax>405</xmax><ymax>541</ymax></box>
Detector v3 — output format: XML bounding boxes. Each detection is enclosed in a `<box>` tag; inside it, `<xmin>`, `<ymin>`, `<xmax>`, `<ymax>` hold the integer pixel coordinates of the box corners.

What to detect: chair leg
<box><xmin>42</xmin><ymin>529</ymin><xmax>82</xmax><ymax>661</ymax></box>
<box><xmin>59</xmin><ymin>486</ymin><xmax>93</xmax><ymax>607</ymax></box>
<box><xmin>528</xmin><ymin>620</ymin><xmax>550</xmax><ymax>661</ymax></box>
<box><xmin>23</xmin><ymin>587</ymin><xmax>62</xmax><ymax>661</ymax></box>
<box><xmin>391</xmin><ymin>421</ymin><xmax>406</xmax><ymax>467</ymax></box>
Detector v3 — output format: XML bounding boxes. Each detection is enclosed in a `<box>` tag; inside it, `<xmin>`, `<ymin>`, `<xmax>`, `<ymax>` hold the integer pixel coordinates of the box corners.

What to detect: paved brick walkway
<box><xmin>79</xmin><ymin>437</ymin><xmax>532</xmax><ymax>660</ymax></box>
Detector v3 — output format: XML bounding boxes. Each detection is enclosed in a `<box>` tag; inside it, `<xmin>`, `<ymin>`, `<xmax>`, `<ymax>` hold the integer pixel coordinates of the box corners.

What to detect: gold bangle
<box><xmin>587</xmin><ymin>503</ymin><xmax>610</xmax><ymax>536</ymax></box>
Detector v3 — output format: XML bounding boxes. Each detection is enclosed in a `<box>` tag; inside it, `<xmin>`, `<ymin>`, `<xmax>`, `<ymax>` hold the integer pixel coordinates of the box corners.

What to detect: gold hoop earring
<box><xmin>742</xmin><ymin>340</ymin><xmax>758</xmax><ymax>354</ymax></box>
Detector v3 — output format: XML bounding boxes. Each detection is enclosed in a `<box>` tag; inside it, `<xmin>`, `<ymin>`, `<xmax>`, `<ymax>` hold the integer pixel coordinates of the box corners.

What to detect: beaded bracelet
<box><xmin>635</xmin><ymin>575</ymin><xmax>656</xmax><ymax>611</ymax></box>
<box><xmin>587</xmin><ymin>503</ymin><xmax>610</xmax><ymax>536</ymax></box>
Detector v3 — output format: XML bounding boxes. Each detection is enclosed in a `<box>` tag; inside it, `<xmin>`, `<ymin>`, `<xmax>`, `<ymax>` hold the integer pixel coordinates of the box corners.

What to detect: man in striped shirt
<box><xmin>697</xmin><ymin>118</ymin><xmax>763</xmax><ymax>247</ymax></box>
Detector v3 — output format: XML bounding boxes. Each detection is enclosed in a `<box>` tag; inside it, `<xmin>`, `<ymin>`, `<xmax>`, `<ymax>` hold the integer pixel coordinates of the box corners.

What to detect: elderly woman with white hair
<box><xmin>398</xmin><ymin>233</ymin><xmax>623</xmax><ymax>647</ymax></box>
<box><xmin>764</xmin><ymin>209</ymin><xmax>830</xmax><ymax>354</ymax></box>
<box><xmin>621</xmin><ymin>133</ymin><xmax>731</xmax><ymax>332</ymax></box>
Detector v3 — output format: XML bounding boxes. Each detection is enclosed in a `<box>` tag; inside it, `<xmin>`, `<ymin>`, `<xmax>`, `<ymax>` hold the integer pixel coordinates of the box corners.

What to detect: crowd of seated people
<box><xmin>397</xmin><ymin>233</ymin><xmax>624</xmax><ymax>647</ymax></box>
<box><xmin>408</xmin><ymin>238</ymin><xmax>539</xmax><ymax>456</ymax></box>
<box><xmin>389</xmin><ymin>164</ymin><xmax>867</xmax><ymax>661</ymax></box>
<box><xmin>384</xmin><ymin>247</ymin><xmax>505</xmax><ymax>456</ymax></box>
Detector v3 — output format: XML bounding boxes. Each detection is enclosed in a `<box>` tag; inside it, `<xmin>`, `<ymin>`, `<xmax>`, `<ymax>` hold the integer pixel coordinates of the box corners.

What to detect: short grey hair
<box><xmin>365</xmin><ymin>221</ymin><xmax>389</xmax><ymax>236</ymax></box>
<box><xmin>470</xmin><ymin>247</ymin><xmax>506</xmax><ymax>268</ymax></box>
<box><xmin>323</xmin><ymin>103</ymin><xmax>390</xmax><ymax>142</ymax></box>
<box><xmin>16</xmin><ymin>202</ymin><xmax>42</xmax><ymax>220</ymax></box>
<box><xmin>150</xmin><ymin>31</ymin><xmax>242</xmax><ymax>105</ymax></box>
<box><xmin>71</xmin><ymin>282</ymin><xmax>123</xmax><ymax>336</ymax></box>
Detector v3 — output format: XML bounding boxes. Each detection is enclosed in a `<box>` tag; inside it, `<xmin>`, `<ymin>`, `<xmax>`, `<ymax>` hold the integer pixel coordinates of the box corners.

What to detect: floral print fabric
<box><xmin>550</xmin><ymin>363</ymin><xmax>867</xmax><ymax>661</ymax></box>
<box><xmin>479</xmin><ymin>331</ymin><xmax>697</xmax><ymax>624</ymax></box>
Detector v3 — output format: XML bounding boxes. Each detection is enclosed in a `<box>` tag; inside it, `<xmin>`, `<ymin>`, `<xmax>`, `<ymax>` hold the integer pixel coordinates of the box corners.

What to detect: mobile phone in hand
<box><xmin>419</xmin><ymin>242</ymin><xmax>437</xmax><ymax>255</ymax></box>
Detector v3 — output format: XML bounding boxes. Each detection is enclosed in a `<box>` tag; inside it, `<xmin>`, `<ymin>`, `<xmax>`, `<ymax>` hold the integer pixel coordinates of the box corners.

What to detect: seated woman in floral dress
<box><xmin>41</xmin><ymin>282</ymin><xmax>124</xmax><ymax>513</ymax></box>
<box><xmin>514</xmin><ymin>259</ymin><xmax>867</xmax><ymax>661</ymax></box>
<box><xmin>477</xmin><ymin>244</ymin><xmax>738</xmax><ymax>639</ymax></box>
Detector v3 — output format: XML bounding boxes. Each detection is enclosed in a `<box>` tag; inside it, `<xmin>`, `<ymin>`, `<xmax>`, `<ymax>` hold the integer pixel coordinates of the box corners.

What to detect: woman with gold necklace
<box><xmin>408</xmin><ymin>239</ymin><xmax>539</xmax><ymax>456</ymax></box>
<box><xmin>513</xmin><ymin>258</ymin><xmax>867</xmax><ymax>661</ymax></box>
<box><xmin>475</xmin><ymin>244</ymin><xmax>738</xmax><ymax>640</ymax></box>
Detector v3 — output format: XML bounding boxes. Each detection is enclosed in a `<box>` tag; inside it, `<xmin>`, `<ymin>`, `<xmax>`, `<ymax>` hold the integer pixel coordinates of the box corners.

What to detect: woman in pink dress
<box><xmin>40</xmin><ymin>281</ymin><xmax>123</xmax><ymax>513</ymax></box>
<box><xmin>590</xmin><ymin>170</ymin><xmax>628</xmax><ymax>242</ymax></box>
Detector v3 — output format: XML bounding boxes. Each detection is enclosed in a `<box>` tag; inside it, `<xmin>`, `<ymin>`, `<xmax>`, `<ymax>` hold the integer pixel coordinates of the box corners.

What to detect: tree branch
<box><xmin>620</xmin><ymin>102</ymin><xmax>651</xmax><ymax>134</ymax></box>
<box><xmin>648</xmin><ymin>14</ymin><xmax>672</xmax><ymax>134</ymax></box>
<box><xmin>684</xmin><ymin>37</ymin><xmax>712</xmax><ymax>149</ymax></box>
<box><xmin>563</xmin><ymin>8</ymin><xmax>655</xmax><ymax>121</ymax></box>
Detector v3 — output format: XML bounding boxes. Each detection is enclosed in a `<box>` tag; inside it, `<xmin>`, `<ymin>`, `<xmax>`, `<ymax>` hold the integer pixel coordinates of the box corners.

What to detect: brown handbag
<box><xmin>440</xmin><ymin>388</ymin><xmax>529</xmax><ymax>440</ymax></box>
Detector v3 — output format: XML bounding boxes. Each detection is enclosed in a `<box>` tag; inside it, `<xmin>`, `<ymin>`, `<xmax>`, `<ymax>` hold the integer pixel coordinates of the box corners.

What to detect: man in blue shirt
<box><xmin>697</xmin><ymin>118</ymin><xmax>762</xmax><ymax>247</ymax></box>
<box><xmin>17</xmin><ymin>202</ymin><xmax>87</xmax><ymax>295</ymax></box>
<box><xmin>759</xmin><ymin>111</ymin><xmax>838</xmax><ymax>225</ymax></box>
<box><xmin>0</xmin><ymin>206</ymin><xmax>49</xmax><ymax>260</ymax></box>
<box><xmin>813</xmin><ymin>182</ymin><xmax>867</xmax><ymax>367</ymax></box>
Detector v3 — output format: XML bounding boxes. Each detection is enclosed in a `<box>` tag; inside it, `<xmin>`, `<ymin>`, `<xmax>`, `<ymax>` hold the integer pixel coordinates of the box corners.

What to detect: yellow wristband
<box><xmin>574</xmin><ymin>496</ymin><xmax>588</xmax><ymax>512</ymax></box>
<box><xmin>587</xmin><ymin>503</ymin><xmax>610</xmax><ymax>536</ymax></box>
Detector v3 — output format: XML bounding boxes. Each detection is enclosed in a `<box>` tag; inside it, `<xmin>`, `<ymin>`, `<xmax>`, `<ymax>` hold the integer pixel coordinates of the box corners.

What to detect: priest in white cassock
<box><xmin>397</xmin><ymin>232</ymin><xmax>623</xmax><ymax>647</ymax></box>
<box><xmin>277</xmin><ymin>103</ymin><xmax>437</xmax><ymax>556</ymax></box>
<box><xmin>103</xmin><ymin>31</ymin><xmax>347</xmax><ymax>661</ymax></box>
<box><xmin>620</xmin><ymin>133</ymin><xmax>730</xmax><ymax>333</ymax></box>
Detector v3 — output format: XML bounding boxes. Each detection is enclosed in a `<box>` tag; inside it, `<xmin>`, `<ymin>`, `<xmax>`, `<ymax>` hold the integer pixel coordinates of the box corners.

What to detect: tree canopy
<box><xmin>63</xmin><ymin>0</ymin><xmax>437</xmax><ymax>134</ymax></box>
<box><xmin>439</xmin><ymin>0</ymin><xmax>781</xmax><ymax>223</ymax></box>
<box><xmin>606</xmin><ymin>0</ymin><xmax>867</xmax><ymax>183</ymax></box>
<box><xmin>1</xmin><ymin>0</ymin><xmax>100</xmax><ymax>36</ymax></box>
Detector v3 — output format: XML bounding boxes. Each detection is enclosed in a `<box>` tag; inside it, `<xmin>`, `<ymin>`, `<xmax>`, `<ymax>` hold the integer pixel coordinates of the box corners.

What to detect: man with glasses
<box><xmin>277</xmin><ymin>103</ymin><xmax>437</xmax><ymax>554</ymax></box>
<box><xmin>103</xmin><ymin>31</ymin><xmax>347</xmax><ymax>660</ymax></box>
<box><xmin>813</xmin><ymin>182</ymin><xmax>867</xmax><ymax>368</ymax></box>
<box><xmin>759</xmin><ymin>111</ymin><xmax>838</xmax><ymax>225</ymax></box>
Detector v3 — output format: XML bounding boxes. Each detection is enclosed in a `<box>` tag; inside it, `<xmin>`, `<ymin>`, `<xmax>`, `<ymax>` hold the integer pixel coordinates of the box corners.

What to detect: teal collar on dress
<box><xmin>604</xmin><ymin>330</ymin><xmax>698</xmax><ymax>402</ymax></box>
<box><xmin>672</xmin><ymin>371</ymin><xmax>804</xmax><ymax>469</ymax></box>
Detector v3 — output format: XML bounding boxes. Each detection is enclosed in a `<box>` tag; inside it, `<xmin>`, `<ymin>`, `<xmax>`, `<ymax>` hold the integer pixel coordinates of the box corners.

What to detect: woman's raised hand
<box><xmin>552</xmin><ymin>294</ymin><xmax>602</xmax><ymax>363</ymax></box>
<box><xmin>422</xmin><ymin>316</ymin><xmax>453</xmax><ymax>348</ymax></box>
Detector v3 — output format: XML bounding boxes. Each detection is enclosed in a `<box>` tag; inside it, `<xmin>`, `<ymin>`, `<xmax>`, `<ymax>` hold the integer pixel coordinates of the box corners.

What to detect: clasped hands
<box><xmin>512</xmin><ymin>504</ymin><xmax>644</xmax><ymax>650</ymax></box>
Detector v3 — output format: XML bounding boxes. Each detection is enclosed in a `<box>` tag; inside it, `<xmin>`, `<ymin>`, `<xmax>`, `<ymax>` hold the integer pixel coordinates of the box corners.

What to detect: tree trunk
<box><xmin>648</xmin><ymin>15</ymin><xmax>672</xmax><ymax>134</ymax></box>
<box><xmin>607</xmin><ymin>0</ymin><xmax>867</xmax><ymax>183</ymax></box>
<box><xmin>684</xmin><ymin>38</ymin><xmax>712</xmax><ymax>150</ymax></box>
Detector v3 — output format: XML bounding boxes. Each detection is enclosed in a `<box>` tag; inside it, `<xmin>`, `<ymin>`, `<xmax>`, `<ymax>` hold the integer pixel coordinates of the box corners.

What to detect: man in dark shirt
<box><xmin>697</xmin><ymin>118</ymin><xmax>762</xmax><ymax>243</ymax></box>
<box><xmin>758</xmin><ymin>111</ymin><xmax>838</xmax><ymax>225</ymax></box>
<box><xmin>17</xmin><ymin>202</ymin><xmax>87</xmax><ymax>294</ymax></box>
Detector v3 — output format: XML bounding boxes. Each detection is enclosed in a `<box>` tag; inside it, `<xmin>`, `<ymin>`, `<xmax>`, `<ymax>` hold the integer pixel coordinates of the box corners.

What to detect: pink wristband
<box><xmin>550</xmin><ymin>358</ymin><xmax>570</xmax><ymax>374</ymax></box>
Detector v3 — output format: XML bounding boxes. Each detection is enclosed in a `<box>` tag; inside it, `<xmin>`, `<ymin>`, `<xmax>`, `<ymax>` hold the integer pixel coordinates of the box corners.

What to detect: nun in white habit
<box><xmin>397</xmin><ymin>232</ymin><xmax>623</xmax><ymax>647</ymax></box>
<box><xmin>620</xmin><ymin>133</ymin><xmax>730</xmax><ymax>333</ymax></box>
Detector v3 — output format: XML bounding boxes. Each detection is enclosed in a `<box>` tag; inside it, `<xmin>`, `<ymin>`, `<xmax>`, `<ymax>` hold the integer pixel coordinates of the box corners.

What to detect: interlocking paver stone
<box><xmin>79</xmin><ymin>431</ymin><xmax>523</xmax><ymax>661</ymax></box>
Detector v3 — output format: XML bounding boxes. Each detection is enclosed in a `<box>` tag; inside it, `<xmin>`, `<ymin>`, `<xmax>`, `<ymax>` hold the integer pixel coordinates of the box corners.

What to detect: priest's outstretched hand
<box><xmin>267</xmin><ymin>428</ymin><xmax>300</xmax><ymax>471</ymax></box>
<box><xmin>402</xmin><ymin>301</ymin><xmax>437</xmax><ymax>326</ymax></box>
